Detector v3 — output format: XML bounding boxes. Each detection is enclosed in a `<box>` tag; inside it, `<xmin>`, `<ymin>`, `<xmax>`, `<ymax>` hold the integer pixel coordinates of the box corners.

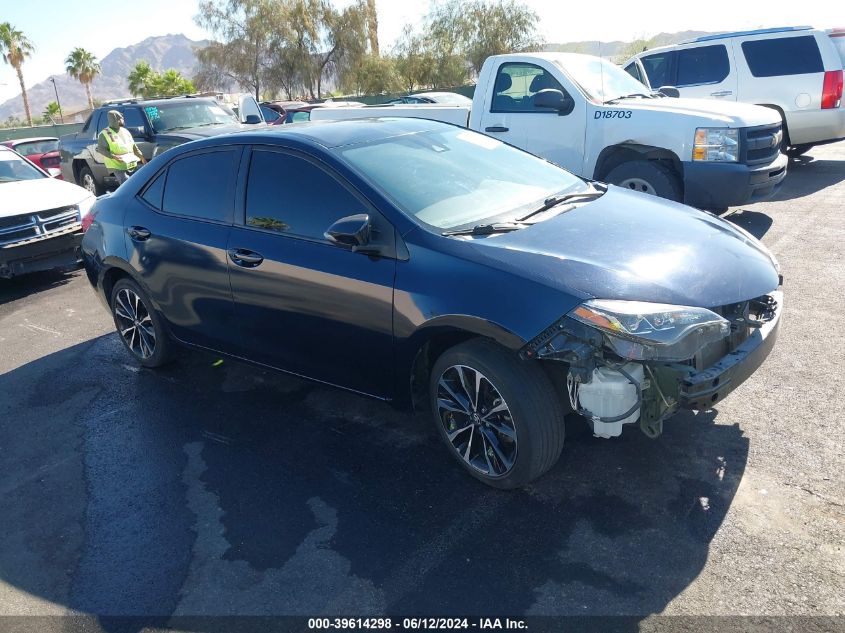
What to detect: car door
<box><xmin>121</xmin><ymin>106</ymin><xmax>155</xmax><ymax>161</ymax></box>
<box><xmin>476</xmin><ymin>61</ymin><xmax>585</xmax><ymax>173</ymax></box>
<box><xmin>227</xmin><ymin>146</ymin><xmax>396</xmax><ymax>398</ymax></box>
<box><xmin>123</xmin><ymin>146</ymin><xmax>242</xmax><ymax>351</ymax></box>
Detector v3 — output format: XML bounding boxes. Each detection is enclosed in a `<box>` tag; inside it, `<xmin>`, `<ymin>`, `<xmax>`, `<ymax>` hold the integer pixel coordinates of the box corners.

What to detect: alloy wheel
<box><xmin>82</xmin><ymin>173</ymin><xmax>96</xmax><ymax>194</ymax></box>
<box><xmin>113</xmin><ymin>288</ymin><xmax>156</xmax><ymax>359</ymax></box>
<box><xmin>436</xmin><ymin>364</ymin><xmax>517</xmax><ymax>477</ymax></box>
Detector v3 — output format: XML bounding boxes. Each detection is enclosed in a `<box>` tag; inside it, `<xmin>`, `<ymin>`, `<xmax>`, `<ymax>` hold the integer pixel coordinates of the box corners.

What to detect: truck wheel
<box><xmin>79</xmin><ymin>165</ymin><xmax>104</xmax><ymax>196</ymax></box>
<box><xmin>429</xmin><ymin>339</ymin><xmax>565</xmax><ymax>489</ymax></box>
<box><xmin>785</xmin><ymin>144</ymin><xmax>813</xmax><ymax>158</ymax></box>
<box><xmin>605</xmin><ymin>160</ymin><xmax>682</xmax><ymax>202</ymax></box>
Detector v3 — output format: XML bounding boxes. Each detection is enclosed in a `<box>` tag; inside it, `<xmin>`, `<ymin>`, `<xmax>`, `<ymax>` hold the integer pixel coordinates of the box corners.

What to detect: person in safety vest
<box><xmin>97</xmin><ymin>110</ymin><xmax>145</xmax><ymax>186</ymax></box>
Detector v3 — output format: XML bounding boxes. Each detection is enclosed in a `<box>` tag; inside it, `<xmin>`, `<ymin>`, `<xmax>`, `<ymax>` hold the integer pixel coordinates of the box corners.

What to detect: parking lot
<box><xmin>1</xmin><ymin>143</ymin><xmax>843</xmax><ymax>630</ymax></box>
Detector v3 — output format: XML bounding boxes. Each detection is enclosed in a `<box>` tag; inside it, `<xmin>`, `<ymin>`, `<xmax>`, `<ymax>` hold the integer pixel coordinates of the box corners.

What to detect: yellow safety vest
<box><xmin>99</xmin><ymin>127</ymin><xmax>138</xmax><ymax>171</ymax></box>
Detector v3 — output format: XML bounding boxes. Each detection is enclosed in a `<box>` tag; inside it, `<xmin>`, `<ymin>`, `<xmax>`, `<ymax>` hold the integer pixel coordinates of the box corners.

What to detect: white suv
<box><xmin>623</xmin><ymin>27</ymin><xmax>845</xmax><ymax>157</ymax></box>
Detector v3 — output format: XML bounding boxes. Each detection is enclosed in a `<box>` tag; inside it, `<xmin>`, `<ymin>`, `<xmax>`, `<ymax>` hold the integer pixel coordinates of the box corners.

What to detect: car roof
<box><xmin>2</xmin><ymin>137</ymin><xmax>58</xmax><ymax>145</ymax></box>
<box><xmin>186</xmin><ymin>117</ymin><xmax>453</xmax><ymax>151</ymax></box>
<box><xmin>685</xmin><ymin>26</ymin><xmax>815</xmax><ymax>44</ymax></box>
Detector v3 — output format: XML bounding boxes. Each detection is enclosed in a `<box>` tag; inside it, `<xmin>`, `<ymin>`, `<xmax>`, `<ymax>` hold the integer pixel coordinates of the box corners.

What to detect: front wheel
<box><xmin>429</xmin><ymin>339</ymin><xmax>565</xmax><ymax>489</ymax></box>
<box><xmin>605</xmin><ymin>160</ymin><xmax>683</xmax><ymax>202</ymax></box>
<box><xmin>110</xmin><ymin>278</ymin><xmax>172</xmax><ymax>368</ymax></box>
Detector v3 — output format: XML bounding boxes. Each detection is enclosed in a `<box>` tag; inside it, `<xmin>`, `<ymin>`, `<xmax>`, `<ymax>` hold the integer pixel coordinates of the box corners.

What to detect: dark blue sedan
<box><xmin>81</xmin><ymin>118</ymin><xmax>782</xmax><ymax>488</ymax></box>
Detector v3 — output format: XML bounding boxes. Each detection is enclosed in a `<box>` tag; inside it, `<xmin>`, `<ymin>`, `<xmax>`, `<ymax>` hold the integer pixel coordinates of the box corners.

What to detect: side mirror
<box><xmin>325</xmin><ymin>214</ymin><xmax>371</xmax><ymax>250</ymax></box>
<box><xmin>533</xmin><ymin>89</ymin><xmax>575</xmax><ymax>116</ymax></box>
<box><xmin>658</xmin><ymin>86</ymin><xmax>680</xmax><ymax>98</ymax></box>
<box><xmin>128</xmin><ymin>126</ymin><xmax>150</xmax><ymax>140</ymax></box>
<box><xmin>244</xmin><ymin>114</ymin><xmax>262</xmax><ymax>125</ymax></box>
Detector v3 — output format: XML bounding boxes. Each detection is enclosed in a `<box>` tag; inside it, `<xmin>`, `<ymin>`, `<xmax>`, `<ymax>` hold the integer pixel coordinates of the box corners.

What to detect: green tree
<box><xmin>343</xmin><ymin>54</ymin><xmax>400</xmax><ymax>95</ymax></box>
<box><xmin>128</xmin><ymin>61</ymin><xmax>155</xmax><ymax>97</ymax></box>
<box><xmin>0</xmin><ymin>22</ymin><xmax>35</xmax><ymax>126</ymax></box>
<box><xmin>148</xmin><ymin>69</ymin><xmax>196</xmax><ymax>96</ymax></box>
<box><xmin>65</xmin><ymin>47</ymin><xmax>101</xmax><ymax>109</ymax></box>
<box><xmin>195</xmin><ymin>0</ymin><xmax>276</xmax><ymax>99</ymax></box>
<box><xmin>392</xmin><ymin>25</ymin><xmax>432</xmax><ymax>93</ymax></box>
<box><xmin>43</xmin><ymin>101</ymin><xmax>61</xmax><ymax>120</ymax></box>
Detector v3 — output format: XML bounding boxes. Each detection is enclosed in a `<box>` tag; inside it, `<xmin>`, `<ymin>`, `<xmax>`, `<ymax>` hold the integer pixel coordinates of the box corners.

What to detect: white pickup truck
<box><xmin>311</xmin><ymin>52</ymin><xmax>788</xmax><ymax>210</ymax></box>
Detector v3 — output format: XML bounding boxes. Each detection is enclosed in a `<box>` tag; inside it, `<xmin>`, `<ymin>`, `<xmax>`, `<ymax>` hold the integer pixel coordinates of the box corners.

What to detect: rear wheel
<box><xmin>605</xmin><ymin>160</ymin><xmax>683</xmax><ymax>202</ymax></box>
<box><xmin>79</xmin><ymin>165</ymin><xmax>104</xmax><ymax>196</ymax></box>
<box><xmin>429</xmin><ymin>339</ymin><xmax>565</xmax><ymax>489</ymax></box>
<box><xmin>785</xmin><ymin>144</ymin><xmax>813</xmax><ymax>158</ymax></box>
<box><xmin>110</xmin><ymin>278</ymin><xmax>172</xmax><ymax>368</ymax></box>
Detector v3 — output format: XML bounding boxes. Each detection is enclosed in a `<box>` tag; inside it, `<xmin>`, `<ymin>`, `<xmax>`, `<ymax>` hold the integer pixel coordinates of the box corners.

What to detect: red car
<box><xmin>0</xmin><ymin>137</ymin><xmax>62</xmax><ymax>178</ymax></box>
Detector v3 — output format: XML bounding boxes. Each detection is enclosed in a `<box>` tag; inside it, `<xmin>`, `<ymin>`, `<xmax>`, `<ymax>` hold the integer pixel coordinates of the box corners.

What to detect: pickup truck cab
<box><xmin>59</xmin><ymin>96</ymin><xmax>262</xmax><ymax>195</ymax></box>
<box><xmin>311</xmin><ymin>52</ymin><xmax>788</xmax><ymax>210</ymax></box>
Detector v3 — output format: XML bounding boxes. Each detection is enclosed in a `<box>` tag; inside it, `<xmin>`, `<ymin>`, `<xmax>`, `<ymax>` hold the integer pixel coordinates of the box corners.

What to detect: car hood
<box><xmin>160</xmin><ymin>123</ymin><xmax>262</xmax><ymax>140</ymax></box>
<box><xmin>461</xmin><ymin>186</ymin><xmax>780</xmax><ymax>308</ymax></box>
<box><xmin>624</xmin><ymin>97</ymin><xmax>782</xmax><ymax>127</ymax></box>
<box><xmin>0</xmin><ymin>177</ymin><xmax>92</xmax><ymax>217</ymax></box>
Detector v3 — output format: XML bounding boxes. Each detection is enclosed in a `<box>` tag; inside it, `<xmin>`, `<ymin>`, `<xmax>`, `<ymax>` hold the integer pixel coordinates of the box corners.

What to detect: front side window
<box><xmin>741</xmin><ymin>36</ymin><xmax>823</xmax><ymax>77</ymax></box>
<box><xmin>338</xmin><ymin>127</ymin><xmax>587</xmax><ymax>230</ymax></box>
<box><xmin>260</xmin><ymin>106</ymin><xmax>281</xmax><ymax>122</ymax></box>
<box><xmin>491</xmin><ymin>63</ymin><xmax>566</xmax><ymax>112</ymax></box>
<box><xmin>676</xmin><ymin>45</ymin><xmax>730</xmax><ymax>86</ymax></box>
<box><xmin>94</xmin><ymin>111</ymin><xmax>108</xmax><ymax>135</ymax></box>
<box><xmin>161</xmin><ymin>150</ymin><xmax>239</xmax><ymax>223</ymax></box>
<box><xmin>122</xmin><ymin>108</ymin><xmax>149</xmax><ymax>135</ymax></box>
<box><xmin>640</xmin><ymin>51</ymin><xmax>675</xmax><ymax>89</ymax></box>
<box><xmin>245</xmin><ymin>150</ymin><xmax>366</xmax><ymax>240</ymax></box>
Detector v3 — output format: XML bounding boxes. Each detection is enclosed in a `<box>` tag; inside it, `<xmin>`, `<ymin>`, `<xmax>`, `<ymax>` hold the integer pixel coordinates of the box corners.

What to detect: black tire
<box><xmin>110</xmin><ymin>277</ymin><xmax>172</xmax><ymax>368</ymax></box>
<box><xmin>785</xmin><ymin>144</ymin><xmax>813</xmax><ymax>158</ymax></box>
<box><xmin>78</xmin><ymin>165</ymin><xmax>104</xmax><ymax>196</ymax></box>
<box><xmin>605</xmin><ymin>160</ymin><xmax>683</xmax><ymax>202</ymax></box>
<box><xmin>429</xmin><ymin>339</ymin><xmax>566</xmax><ymax>489</ymax></box>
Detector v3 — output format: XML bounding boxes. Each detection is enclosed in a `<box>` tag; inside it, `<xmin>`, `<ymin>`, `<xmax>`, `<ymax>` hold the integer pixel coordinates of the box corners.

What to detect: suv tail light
<box><xmin>821</xmin><ymin>70</ymin><xmax>843</xmax><ymax>109</ymax></box>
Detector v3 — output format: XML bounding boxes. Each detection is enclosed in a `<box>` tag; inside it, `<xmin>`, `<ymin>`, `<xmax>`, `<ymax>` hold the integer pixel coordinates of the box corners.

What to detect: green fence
<box><xmin>0</xmin><ymin>122</ymin><xmax>83</xmax><ymax>142</ymax></box>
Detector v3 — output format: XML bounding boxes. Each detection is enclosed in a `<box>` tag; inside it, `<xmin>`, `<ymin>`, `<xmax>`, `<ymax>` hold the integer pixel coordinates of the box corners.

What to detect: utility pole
<box><xmin>49</xmin><ymin>77</ymin><xmax>64</xmax><ymax>123</ymax></box>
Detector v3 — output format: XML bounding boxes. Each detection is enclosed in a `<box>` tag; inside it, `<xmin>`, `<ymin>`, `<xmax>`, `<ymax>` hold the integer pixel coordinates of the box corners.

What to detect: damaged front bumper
<box><xmin>522</xmin><ymin>291</ymin><xmax>783</xmax><ymax>438</ymax></box>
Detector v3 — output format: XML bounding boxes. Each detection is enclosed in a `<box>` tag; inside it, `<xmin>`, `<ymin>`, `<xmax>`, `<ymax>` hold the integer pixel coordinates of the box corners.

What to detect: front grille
<box><xmin>742</xmin><ymin>124</ymin><xmax>783</xmax><ymax>166</ymax></box>
<box><xmin>0</xmin><ymin>205</ymin><xmax>80</xmax><ymax>247</ymax></box>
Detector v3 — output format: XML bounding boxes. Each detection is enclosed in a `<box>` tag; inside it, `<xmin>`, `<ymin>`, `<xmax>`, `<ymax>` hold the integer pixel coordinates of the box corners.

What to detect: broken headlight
<box><xmin>570</xmin><ymin>300</ymin><xmax>730</xmax><ymax>362</ymax></box>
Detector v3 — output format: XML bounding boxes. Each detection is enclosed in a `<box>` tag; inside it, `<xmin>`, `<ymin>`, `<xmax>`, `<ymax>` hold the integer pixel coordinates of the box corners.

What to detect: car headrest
<box><xmin>495</xmin><ymin>73</ymin><xmax>513</xmax><ymax>93</ymax></box>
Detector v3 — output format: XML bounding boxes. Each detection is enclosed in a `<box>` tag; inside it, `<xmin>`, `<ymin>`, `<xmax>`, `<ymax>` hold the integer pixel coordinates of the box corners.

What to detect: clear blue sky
<box><xmin>0</xmin><ymin>0</ymin><xmax>838</xmax><ymax>102</ymax></box>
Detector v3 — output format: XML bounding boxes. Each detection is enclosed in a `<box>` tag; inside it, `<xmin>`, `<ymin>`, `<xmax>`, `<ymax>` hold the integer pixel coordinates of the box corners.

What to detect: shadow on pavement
<box><xmin>772</xmin><ymin>156</ymin><xmax>845</xmax><ymax>202</ymax></box>
<box><xmin>0</xmin><ymin>266</ymin><xmax>81</xmax><ymax>306</ymax></box>
<box><xmin>0</xmin><ymin>336</ymin><xmax>750</xmax><ymax>632</ymax></box>
<box><xmin>726</xmin><ymin>210</ymin><xmax>774</xmax><ymax>240</ymax></box>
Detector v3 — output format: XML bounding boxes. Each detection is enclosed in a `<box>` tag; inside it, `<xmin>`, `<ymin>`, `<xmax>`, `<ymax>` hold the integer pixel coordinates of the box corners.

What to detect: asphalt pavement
<box><xmin>0</xmin><ymin>144</ymin><xmax>843</xmax><ymax>632</ymax></box>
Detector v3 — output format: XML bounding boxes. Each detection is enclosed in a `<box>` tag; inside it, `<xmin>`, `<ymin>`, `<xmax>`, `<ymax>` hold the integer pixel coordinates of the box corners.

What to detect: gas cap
<box><xmin>795</xmin><ymin>93</ymin><xmax>812</xmax><ymax>108</ymax></box>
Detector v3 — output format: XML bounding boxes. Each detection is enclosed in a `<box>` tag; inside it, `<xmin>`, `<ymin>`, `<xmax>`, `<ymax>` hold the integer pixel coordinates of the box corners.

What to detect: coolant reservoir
<box><xmin>577</xmin><ymin>363</ymin><xmax>644</xmax><ymax>438</ymax></box>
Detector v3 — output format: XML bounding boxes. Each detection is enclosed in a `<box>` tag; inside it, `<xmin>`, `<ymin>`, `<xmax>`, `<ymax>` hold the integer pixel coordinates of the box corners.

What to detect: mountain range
<box><xmin>0</xmin><ymin>34</ymin><xmax>208</xmax><ymax>121</ymax></box>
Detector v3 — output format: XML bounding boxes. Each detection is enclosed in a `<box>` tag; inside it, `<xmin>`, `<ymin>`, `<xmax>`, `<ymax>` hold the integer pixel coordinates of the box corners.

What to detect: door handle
<box><xmin>228</xmin><ymin>249</ymin><xmax>264</xmax><ymax>268</ymax></box>
<box><xmin>710</xmin><ymin>90</ymin><xmax>733</xmax><ymax>97</ymax></box>
<box><xmin>485</xmin><ymin>126</ymin><xmax>509</xmax><ymax>133</ymax></box>
<box><xmin>127</xmin><ymin>226</ymin><xmax>151</xmax><ymax>240</ymax></box>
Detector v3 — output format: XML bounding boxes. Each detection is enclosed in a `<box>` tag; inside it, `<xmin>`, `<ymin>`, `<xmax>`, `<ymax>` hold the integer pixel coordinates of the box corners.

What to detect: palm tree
<box><xmin>0</xmin><ymin>23</ymin><xmax>35</xmax><ymax>126</ymax></box>
<box><xmin>43</xmin><ymin>101</ymin><xmax>61</xmax><ymax>121</ymax></box>
<box><xmin>128</xmin><ymin>61</ymin><xmax>154</xmax><ymax>98</ymax></box>
<box><xmin>65</xmin><ymin>47</ymin><xmax>101</xmax><ymax>109</ymax></box>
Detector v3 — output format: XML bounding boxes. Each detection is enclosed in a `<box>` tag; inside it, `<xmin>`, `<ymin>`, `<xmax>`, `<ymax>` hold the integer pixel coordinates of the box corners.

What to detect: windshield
<box><xmin>429</xmin><ymin>93</ymin><xmax>472</xmax><ymax>104</ymax></box>
<box><xmin>556</xmin><ymin>56</ymin><xmax>652</xmax><ymax>103</ymax></box>
<box><xmin>144</xmin><ymin>100</ymin><xmax>238</xmax><ymax>133</ymax></box>
<box><xmin>0</xmin><ymin>149</ymin><xmax>46</xmax><ymax>182</ymax></box>
<box><xmin>338</xmin><ymin>127</ymin><xmax>587</xmax><ymax>230</ymax></box>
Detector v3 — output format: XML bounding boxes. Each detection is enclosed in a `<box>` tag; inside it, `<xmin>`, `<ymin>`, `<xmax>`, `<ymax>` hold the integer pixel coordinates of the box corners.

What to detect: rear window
<box><xmin>161</xmin><ymin>150</ymin><xmax>239</xmax><ymax>223</ymax></box>
<box><xmin>14</xmin><ymin>139</ymin><xmax>59</xmax><ymax>155</ymax></box>
<box><xmin>742</xmin><ymin>36</ymin><xmax>823</xmax><ymax>77</ymax></box>
<box><xmin>676</xmin><ymin>45</ymin><xmax>730</xmax><ymax>86</ymax></box>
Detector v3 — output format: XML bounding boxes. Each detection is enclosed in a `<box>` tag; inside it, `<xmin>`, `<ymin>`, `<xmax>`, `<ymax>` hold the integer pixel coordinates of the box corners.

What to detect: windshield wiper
<box><xmin>604</xmin><ymin>92</ymin><xmax>654</xmax><ymax>104</ymax></box>
<box><xmin>516</xmin><ymin>186</ymin><xmax>606</xmax><ymax>222</ymax></box>
<box><xmin>442</xmin><ymin>222</ymin><xmax>527</xmax><ymax>237</ymax></box>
